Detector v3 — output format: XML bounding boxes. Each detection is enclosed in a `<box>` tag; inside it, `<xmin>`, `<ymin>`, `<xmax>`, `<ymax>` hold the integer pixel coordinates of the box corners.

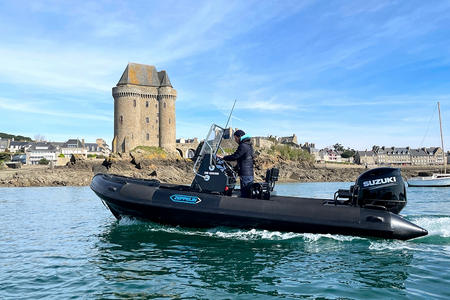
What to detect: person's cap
<box><xmin>234</xmin><ymin>130</ymin><xmax>245</xmax><ymax>138</ymax></box>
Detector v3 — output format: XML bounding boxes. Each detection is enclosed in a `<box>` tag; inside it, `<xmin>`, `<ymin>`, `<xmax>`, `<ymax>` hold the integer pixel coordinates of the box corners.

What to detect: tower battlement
<box><xmin>112</xmin><ymin>63</ymin><xmax>177</xmax><ymax>153</ymax></box>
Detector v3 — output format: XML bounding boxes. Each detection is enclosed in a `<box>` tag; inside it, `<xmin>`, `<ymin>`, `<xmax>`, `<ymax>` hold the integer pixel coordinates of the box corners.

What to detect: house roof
<box><xmin>10</xmin><ymin>141</ymin><xmax>31</xmax><ymax>146</ymax></box>
<box><xmin>383</xmin><ymin>147</ymin><xmax>410</xmax><ymax>155</ymax></box>
<box><xmin>28</xmin><ymin>142</ymin><xmax>57</xmax><ymax>152</ymax></box>
<box><xmin>425</xmin><ymin>147</ymin><xmax>441</xmax><ymax>155</ymax></box>
<box><xmin>410</xmin><ymin>149</ymin><xmax>428</xmax><ymax>157</ymax></box>
<box><xmin>357</xmin><ymin>150</ymin><xmax>375</xmax><ymax>156</ymax></box>
<box><xmin>117</xmin><ymin>63</ymin><xmax>172</xmax><ymax>87</ymax></box>
<box><xmin>63</xmin><ymin>139</ymin><xmax>83</xmax><ymax>148</ymax></box>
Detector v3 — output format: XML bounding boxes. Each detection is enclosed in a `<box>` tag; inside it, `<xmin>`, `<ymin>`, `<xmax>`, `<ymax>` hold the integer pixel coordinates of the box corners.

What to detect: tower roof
<box><xmin>158</xmin><ymin>70</ymin><xmax>172</xmax><ymax>87</ymax></box>
<box><xmin>117</xmin><ymin>63</ymin><xmax>166</xmax><ymax>87</ymax></box>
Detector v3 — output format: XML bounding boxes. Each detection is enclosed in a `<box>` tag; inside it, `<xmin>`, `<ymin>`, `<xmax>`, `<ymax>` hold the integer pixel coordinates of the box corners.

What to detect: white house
<box><xmin>26</xmin><ymin>143</ymin><xmax>58</xmax><ymax>165</ymax></box>
<box><xmin>60</xmin><ymin>139</ymin><xmax>87</xmax><ymax>158</ymax></box>
<box><xmin>9</xmin><ymin>141</ymin><xmax>34</xmax><ymax>153</ymax></box>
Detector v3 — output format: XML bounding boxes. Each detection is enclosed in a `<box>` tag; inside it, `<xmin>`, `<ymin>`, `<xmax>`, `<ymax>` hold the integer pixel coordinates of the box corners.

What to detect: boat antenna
<box><xmin>214</xmin><ymin>100</ymin><xmax>236</xmax><ymax>156</ymax></box>
<box><xmin>438</xmin><ymin>101</ymin><xmax>446</xmax><ymax>173</ymax></box>
<box><xmin>224</xmin><ymin>99</ymin><xmax>237</xmax><ymax>130</ymax></box>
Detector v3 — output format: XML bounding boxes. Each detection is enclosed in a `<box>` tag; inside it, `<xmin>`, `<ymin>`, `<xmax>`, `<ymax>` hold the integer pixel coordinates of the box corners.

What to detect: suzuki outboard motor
<box><xmin>335</xmin><ymin>167</ymin><xmax>407</xmax><ymax>214</ymax></box>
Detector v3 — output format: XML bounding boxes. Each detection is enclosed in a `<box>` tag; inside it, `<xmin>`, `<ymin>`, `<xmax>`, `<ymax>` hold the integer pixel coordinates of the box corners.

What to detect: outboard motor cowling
<box><xmin>355</xmin><ymin>167</ymin><xmax>406</xmax><ymax>214</ymax></box>
<box><xmin>335</xmin><ymin>167</ymin><xmax>407</xmax><ymax>214</ymax></box>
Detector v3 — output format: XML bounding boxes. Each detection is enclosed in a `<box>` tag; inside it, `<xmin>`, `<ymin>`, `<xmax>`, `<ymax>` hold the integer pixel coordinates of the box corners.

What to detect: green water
<box><xmin>1</xmin><ymin>183</ymin><xmax>449</xmax><ymax>299</ymax></box>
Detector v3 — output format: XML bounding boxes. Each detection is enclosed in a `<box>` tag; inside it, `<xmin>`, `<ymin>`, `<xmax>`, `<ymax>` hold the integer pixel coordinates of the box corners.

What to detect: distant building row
<box><xmin>0</xmin><ymin>138</ymin><xmax>110</xmax><ymax>165</ymax></box>
<box><xmin>165</xmin><ymin>130</ymin><xmax>450</xmax><ymax>166</ymax></box>
<box><xmin>355</xmin><ymin>146</ymin><xmax>448</xmax><ymax>166</ymax></box>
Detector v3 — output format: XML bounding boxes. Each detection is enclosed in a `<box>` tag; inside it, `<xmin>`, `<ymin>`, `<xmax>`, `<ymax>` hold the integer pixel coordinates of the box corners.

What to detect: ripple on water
<box><xmin>1</xmin><ymin>185</ymin><xmax>450</xmax><ymax>299</ymax></box>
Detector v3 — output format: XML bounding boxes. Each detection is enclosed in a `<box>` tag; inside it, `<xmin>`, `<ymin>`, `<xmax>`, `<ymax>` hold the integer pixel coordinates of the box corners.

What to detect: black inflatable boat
<box><xmin>91</xmin><ymin>124</ymin><xmax>427</xmax><ymax>240</ymax></box>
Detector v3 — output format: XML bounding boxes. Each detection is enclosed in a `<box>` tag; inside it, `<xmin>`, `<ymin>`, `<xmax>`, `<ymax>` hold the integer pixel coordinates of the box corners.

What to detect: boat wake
<box><xmin>116</xmin><ymin>217</ymin><xmax>364</xmax><ymax>242</ymax></box>
<box><xmin>115</xmin><ymin>214</ymin><xmax>450</xmax><ymax>245</ymax></box>
<box><xmin>410</xmin><ymin>215</ymin><xmax>450</xmax><ymax>237</ymax></box>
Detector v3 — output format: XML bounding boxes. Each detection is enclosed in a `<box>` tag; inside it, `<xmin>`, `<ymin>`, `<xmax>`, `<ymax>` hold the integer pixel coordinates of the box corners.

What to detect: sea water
<box><xmin>0</xmin><ymin>183</ymin><xmax>449</xmax><ymax>299</ymax></box>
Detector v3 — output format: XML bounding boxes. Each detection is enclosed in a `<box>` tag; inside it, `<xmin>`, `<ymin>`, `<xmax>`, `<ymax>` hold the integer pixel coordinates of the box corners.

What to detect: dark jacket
<box><xmin>223</xmin><ymin>136</ymin><xmax>254</xmax><ymax>176</ymax></box>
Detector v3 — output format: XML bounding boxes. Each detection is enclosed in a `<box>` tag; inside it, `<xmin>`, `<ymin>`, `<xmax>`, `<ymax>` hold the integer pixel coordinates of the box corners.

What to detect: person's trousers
<box><xmin>240</xmin><ymin>175</ymin><xmax>254</xmax><ymax>198</ymax></box>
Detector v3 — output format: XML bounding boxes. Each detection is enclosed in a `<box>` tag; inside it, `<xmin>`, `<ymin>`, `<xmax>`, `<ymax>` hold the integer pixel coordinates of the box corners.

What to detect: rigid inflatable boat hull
<box><xmin>91</xmin><ymin>174</ymin><xmax>427</xmax><ymax>240</ymax></box>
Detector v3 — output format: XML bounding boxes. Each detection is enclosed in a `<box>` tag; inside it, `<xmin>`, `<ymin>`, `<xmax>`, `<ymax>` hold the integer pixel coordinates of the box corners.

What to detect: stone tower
<box><xmin>112</xmin><ymin>63</ymin><xmax>177</xmax><ymax>153</ymax></box>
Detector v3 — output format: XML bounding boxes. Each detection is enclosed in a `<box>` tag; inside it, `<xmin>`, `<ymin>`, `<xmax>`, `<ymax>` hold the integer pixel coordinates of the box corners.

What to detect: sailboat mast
<box><xmin>438</xmin><ymin>102</ymin><xmax>446</xmax><ymax>173</ymax></box>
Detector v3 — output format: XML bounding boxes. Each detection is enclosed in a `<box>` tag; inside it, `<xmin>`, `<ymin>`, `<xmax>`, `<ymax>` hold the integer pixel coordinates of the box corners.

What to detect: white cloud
<box><xmin>238</xmin><ymin>100</ymin><xmax>296</xmax><ymax>111</ymax></box>
<box><xmin>0</xmin><ymin>97</ymin><xmax>112</xmax><ymax>121</ymax></box>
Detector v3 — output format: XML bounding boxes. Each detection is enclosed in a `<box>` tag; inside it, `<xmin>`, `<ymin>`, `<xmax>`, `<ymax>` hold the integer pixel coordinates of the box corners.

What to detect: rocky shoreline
<box><xmin>0</xmin><ymin>153</ymin><xmax>443</xmax><ymax>188</ymax></box>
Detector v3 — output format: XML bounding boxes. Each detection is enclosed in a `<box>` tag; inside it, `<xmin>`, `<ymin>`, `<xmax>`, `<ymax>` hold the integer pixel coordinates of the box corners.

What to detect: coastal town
<box><xmin>1</xmin><ymin>130</ymin><xmax>449</xmax><ymax>169</ymax></box>
<box><xmin>0</xmin><ymin>136</ymin><xmax>111</xmax><ymax>167</ymax></box>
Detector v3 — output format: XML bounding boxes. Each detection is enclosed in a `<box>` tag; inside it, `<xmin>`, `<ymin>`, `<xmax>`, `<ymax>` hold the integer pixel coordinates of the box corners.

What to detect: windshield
<box><xmin>193</xmin><ymin>124</ymin><xmax>224</xmax><ymax>173</ymax></box>
<box><xmin>203</xmin><ymin>124</ymin><xmax>224</xmax><ymax>155</ymax></box>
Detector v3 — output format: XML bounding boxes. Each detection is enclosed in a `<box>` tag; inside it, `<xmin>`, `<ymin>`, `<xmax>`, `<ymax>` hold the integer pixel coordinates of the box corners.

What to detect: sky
<box><xmin>0</xmin><ymin>0</ymin><xmax>450</xmax><ymax>150</ymax></box>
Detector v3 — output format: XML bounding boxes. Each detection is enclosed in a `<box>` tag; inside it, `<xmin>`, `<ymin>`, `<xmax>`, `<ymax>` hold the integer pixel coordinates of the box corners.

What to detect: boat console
<box><xmin>190</xmin><ymin>123</ymin><xmax>280</xmax><ymax>199</ymax></box>
<box><xmin>191</xmin><ymin>124</ymin><xmax>237</xmax><ymax>195</ymax></box>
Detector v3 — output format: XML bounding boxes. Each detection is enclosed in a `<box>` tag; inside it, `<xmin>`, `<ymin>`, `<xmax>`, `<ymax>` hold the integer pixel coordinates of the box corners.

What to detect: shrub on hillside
<box><xmin>341</xmin><ymin>149</ymin><xmax>355</xmax><ymax>158</ymax></box>
<box><xmin>132</xmin><ymin>146</ymin><xmax>167</xmax><ymax>159</ymax></box>
<box><xmin>38</xmin><ymin>158</ymin><xmax>50</xmax><ymax>165</ymax></box>
<box><xmin>269</xmin><ymin>145</ymin><xmax>314</xmax><ymax>163</ymax></box>
<box><xmin>0</xmin><ymin>152</ymin><xmax>11</xmax><ymax>162</ymax></box>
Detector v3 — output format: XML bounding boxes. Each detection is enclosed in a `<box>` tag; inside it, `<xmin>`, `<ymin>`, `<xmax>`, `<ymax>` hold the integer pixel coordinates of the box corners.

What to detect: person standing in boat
<box><xmin>219</xmin><ymin>130</ymin><xmax>254</xmax><ymax>198</ymax></box>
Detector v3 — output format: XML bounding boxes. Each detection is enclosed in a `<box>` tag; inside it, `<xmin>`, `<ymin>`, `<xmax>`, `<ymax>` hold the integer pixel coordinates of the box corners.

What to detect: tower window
<box><xmin>164</xmin><ymin>102</ymin><xmax>166</xmax><ymax>108</ymax></box>
<box><xmin>146</xmin><ymin>133</ymin><xmax>149</xmax><ymax>140</ymax></box>
<box><xmin>156</xmin><ymin>119</ymin><xmax>158</xmax><ymax>123</ymax></box>
<box><xmin>120</xmin><ymin>115</ymin><xmax>123</xmax><ymax>125</ymax></box>
<box><xmin>146</xmin><ymin>101</ymin><xmax>149</xmax><ymax>107</ymax></box>
<box><xmin>169</xmin><ymin>118</ymin><xmax>171</xmax><ymax>124</ymax></box>
<box><xmin>155</xmin><ymin>104</ymin><xmax>157</xmax><ymax>108</ymax></box>
<box><xmin>133</xmin><ymin>99</ymin><xmax>136</xmax><ymax>107</ymax></box>
<box><xmin>146</xmin><ymin>117</ymin><xmax>149</xmax><ymax>123</ymax></box>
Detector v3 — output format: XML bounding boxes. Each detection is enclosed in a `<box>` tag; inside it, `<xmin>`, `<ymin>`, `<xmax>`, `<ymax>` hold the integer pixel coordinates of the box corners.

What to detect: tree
<box><xmin>341</xmin><ymin>149</ymin><xmax>355</xmax><ymax>158</ymax></box>
<box><xmin>333</xmin><ymin>143</ymin><xmax>344</xmax><ymax>152</ymax></box>
<box><xmin>38</xmin><ymin>158</ymin><xmax>49</xmax><ymax>165</ymax></box>
<box><xmin>0</xmin><ymin>152</ymin><xmax>11</xmax><ymax>161</ymax></box>
<box><xmin>0</xmin><ymin>132</ymin><xmax>32</xmax><ymax>142</ymax></box>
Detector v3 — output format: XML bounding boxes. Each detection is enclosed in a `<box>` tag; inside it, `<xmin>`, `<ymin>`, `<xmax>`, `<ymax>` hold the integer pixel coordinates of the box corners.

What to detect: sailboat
<box><xmin>408</xmin><ymin>102</ymin><xmax>450</xmax><ymax>187</ymax></box>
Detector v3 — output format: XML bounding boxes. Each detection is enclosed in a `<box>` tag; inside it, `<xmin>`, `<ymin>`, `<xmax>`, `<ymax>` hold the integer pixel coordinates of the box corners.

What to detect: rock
<box><xmin>92</xmin><ymin>164</ymin><xmax>108</xmax><ymax>174</ymax></box>
<box><xmin>102</xmin><ymin>158</ymin><xmax>113</xmax><ymax>169</ymax></box>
